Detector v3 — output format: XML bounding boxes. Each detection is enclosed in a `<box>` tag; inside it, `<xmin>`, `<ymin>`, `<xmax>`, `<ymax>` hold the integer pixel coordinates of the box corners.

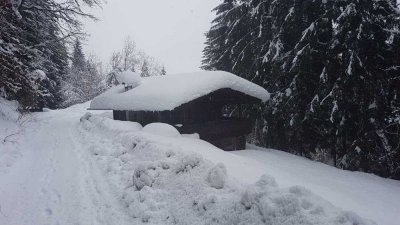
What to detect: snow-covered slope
<box><xmin>235</xmin><ymin>146</ymin><xmax>400</xmax><ymax>225</ymax></box>
<box><xmin>1</xmin><ymin>101</ymin><xmax>399</xmax><ymax>225</ymax></box>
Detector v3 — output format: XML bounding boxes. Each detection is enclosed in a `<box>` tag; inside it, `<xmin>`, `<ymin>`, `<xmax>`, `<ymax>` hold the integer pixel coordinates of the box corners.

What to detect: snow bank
<box><xmin>90</xmin><ymin>71</ymin><xmax>270</xmax><ymax>111</ymax></box>
<box><xmin>80</xmin><ymin>112</ymin><xmax>142</xmax><ymax>135</ymax></box>
<box><xmin>143</xmin><ymin>123</ymin><xmax>180</xmax><ymax>138</ymax></box>
<box><xmin>0</xmin><ymin>98</ymin><xmax>22</xmax><ymax>174</ymax></box>
<box><xmin>116</xmin><ymin>70</ymin><xmax>142</xmax><ymax>87</ymax></box>
<box><xmin>207</xmin><ymin>163</ymin><xmax>227</xmax><ymax>189</ymax></box>
<box><xmin>0</xmin><ymin>97</ymin><xmax>20</xmax><ymax>121</ymax></box>
<box><xmin>79</xmin><ymin>114</ymin><xmax>374</xmax><ymax>225</ymax></box>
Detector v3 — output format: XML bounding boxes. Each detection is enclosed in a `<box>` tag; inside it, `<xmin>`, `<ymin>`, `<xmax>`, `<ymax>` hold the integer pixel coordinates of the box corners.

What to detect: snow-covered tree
<box><xmin>122</xmin><ymin>37</ymin><xmax>138</xmax><ymax>72</ymax></box>
<box><xmin>203</xmin><ymin>0</ymin><xmax>400</xmax><ymax>179</ymax></box>
<box><xmin>0</xmin><ymin>0</ymin><xmax>100</xmax><ymax>110</ymax></box>
<box><xmin>106</xmin><ymin>37</ymin><xmax>165</xmax><ymax>86</ymax></box>
<box><xmin>141</xmin><ymin>60</ymin><xmax>150</xmax><ymax>77</ymax></box>
<box><xmin>62</xmin><ymin>40</ymin><xmax>105</xmax><ymax>107</ymax></box>
<box><xmin>323</xmin><ymin>0</ymin><xmax>400</xmax><ymax>176</ymax></box>
<box><xmin>72</xmin><ymin>40</ymin><xmax>86</xmax><ymax>72</ymax></box>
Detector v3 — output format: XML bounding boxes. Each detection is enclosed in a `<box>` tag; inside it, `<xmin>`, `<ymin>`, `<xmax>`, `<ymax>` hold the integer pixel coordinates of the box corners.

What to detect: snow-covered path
<box><xmin>0</xmin><ymin>106</ymin><xmax>132</xmax><ymax>225</ymax></box>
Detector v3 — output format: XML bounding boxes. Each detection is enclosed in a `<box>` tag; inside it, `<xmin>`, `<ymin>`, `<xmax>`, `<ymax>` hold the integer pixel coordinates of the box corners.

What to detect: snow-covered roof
<box><xmin>116</xmin><ymin>71</ymin><xmax>142</xmax><ymax>86</ymax></box>
<box><xmin>90</xmin><ymin>71</ymin><xmax>270</xmax><ymax>111</ymax></box>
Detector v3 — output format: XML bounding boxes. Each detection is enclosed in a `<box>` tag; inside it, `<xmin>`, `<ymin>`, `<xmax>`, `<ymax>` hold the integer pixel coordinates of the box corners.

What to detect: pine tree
<box><xmin>72</xmin><ymin>39</ymin><xmax>86</xmax><ymax>71</ymax></box>
<box><xmin>83</xmin><ymin>55</ymin><xmax>104</xmax><ymax>100</ymax></box>
<box><xmin>66</xmin><ymin>38</ymin><xmax>87</xmax><ymax>103</ymax></box>
<box><xmin>201</xmin><ymin>0</ymin><xmax>238</xmax><ymax>72</ymax></box>
<box><xmin>161</xmin><ymin>66</ymin><xmax>167</xmax><ymax>75</ymax></box>
<box><xmin>323</xmin><ymin>0</ymin><xmax>400</xmax><ymax>176</ymax></box>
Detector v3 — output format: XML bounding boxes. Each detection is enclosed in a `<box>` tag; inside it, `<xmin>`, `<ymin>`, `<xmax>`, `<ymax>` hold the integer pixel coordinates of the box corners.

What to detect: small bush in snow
<box><xmin>194</xmin><ymin>196</ymin><xmax>217</xmax><ymax>214</ymax></box>
<box><xmin>240</xmin><ymin>175</ymin><xmax>282</xmax><ymax>211</ymax></box>
<box><xmin>336</xmin><ymin>211</ymin><xmax>367</xmax><ymax>225</ymax></box>
<box><xmin>256</xmin><ymin>174</ymin><xmax>277</xmax><ymax>189</ymax></box>
<box><xmin>133</xmin><ymin>164</ymin><xmax>153</xmax><ymax>190</ymax></box>
<box><xmin>240</xmin><ymin>187</ymin><xmax>259</xmax><ymax>210</ymax></box>
<box><xmin>80</xmin><ymin>112</ymin><xmax>92</xmax><ymax>122</ymax></box>
<box><xmin>159</xmin><ymin>161</ymin><xmax>170</xmax><ymax>170</ymax></box>
<box><xmin>207</xmin><ymin>163</ymin><xmax>227</xmax><ymax>189</ymax></box>
<box><xmin>271</xmin><ymin>195</ymin><xmax>302</xmax><ymax>217</ymax></box>
<box><xmin>166</xmin><ymin>150</ymin><xmax>175</xmax><ymax>158</ymax></box>
<box><xmin>0</xmin><ymin>98</ymin><xmax>20</xmax><ymax>121</ymax></box>
<box><xmin>289</xmin><ymin>186</ymin><xmax>311</xmax><ymax>197</ymax></box>
<box><xmin>175</xmin><ymin>154</ymin><xmax>203</xmax><ymax>174</ymax></box>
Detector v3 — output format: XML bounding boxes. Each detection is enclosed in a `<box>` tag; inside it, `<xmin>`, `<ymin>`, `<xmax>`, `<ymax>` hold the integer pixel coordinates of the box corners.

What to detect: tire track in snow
<box><xmin>68</xmin><ymin>119</ymin><xmax>134</xmax><ymax>225</ymax></box>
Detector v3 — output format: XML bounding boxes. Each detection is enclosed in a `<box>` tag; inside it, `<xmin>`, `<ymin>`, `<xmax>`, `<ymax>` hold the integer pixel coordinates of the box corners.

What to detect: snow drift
<box><xmin>79</xmin><ymin>114</ymin><xmax>375</xmax><ymax>225</ymax></box>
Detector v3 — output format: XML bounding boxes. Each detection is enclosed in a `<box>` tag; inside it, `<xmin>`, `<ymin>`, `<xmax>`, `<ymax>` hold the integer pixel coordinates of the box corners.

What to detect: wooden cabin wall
<box><xmin>115</xmin><ymin>110</ymin><xmax>185</xmax><ymax>126</ymax></box>
<box><xmin>113</xmin><ymin>111</ymin><xmax>127</xmax><ymax>121</ymax></box>
<box><xmin>114</xmin><ymin>103</ymin><xmax>224</xmax><ymax>126</ymax></box>
<box><xmin>180</xmin><ymin>101</ymin><xmax>223</xmax><ymax>124</ymax></box>
<box><xmin>112</xmin><ymin>89</ymin><xmax>261</xmax><ymax>125</ymax></box>
<box><xmin>110</xmin><ymin>88</ymin><xmax>262</xmax><ymax>151</ymax></box>
<box><xmin>209</xmin><ymin>135</ymin><xmax>246</xmax><ymax>151</ymax></box>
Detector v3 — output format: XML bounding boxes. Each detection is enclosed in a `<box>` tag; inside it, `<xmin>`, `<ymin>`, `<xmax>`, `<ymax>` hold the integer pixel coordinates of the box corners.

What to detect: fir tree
<box><xmin>203</xmin><ymin>0</ymin><xmax>400</xmax><ymax>178</ymax></box>
<box><xmin>324</xmin><ymin>0</ymin><xmax>400</xmax><ymax>176</ymax></box>
<box><xmin>72</xmin><ymin>39</ymin><xmax>86</xmax><ymax>72</ymax></box>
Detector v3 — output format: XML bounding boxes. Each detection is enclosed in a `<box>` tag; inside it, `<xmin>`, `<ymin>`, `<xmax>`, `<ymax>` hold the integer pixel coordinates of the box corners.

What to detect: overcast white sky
<box><xmin>84</xmin><ymin>0</ymin><xmax>220</xmax><ymax>74</ymax></box>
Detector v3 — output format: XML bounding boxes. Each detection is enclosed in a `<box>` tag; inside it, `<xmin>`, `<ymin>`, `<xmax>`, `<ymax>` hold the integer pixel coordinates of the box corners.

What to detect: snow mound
<box><xmin>116</xmin><ymin>70</ymin><xmax>142</xmax><ymax>87</ymax></box>
<box><xmin>80</xmin><ymin>112</ymin><xmax>142</xmax><ymax>135</ymax></box>
<box><xmin>207</xmin><ymin>163</ymin><xmax>227</xmax><ymax>189</ymax></box>
<box><xmin>0</xmin><ymin>98</ymin><xmax>19</xmax><ymax>121</ymax></box>
<box><xmin>143</xmin><ymin>123</ymin><xmax>180</xmax><ymax>138</ymax></box>
<box><xmin>133</xmin><ymin>164</ymin><xmax>155</xmax><ymax>191</ymax></box>
<box><xmin>90</xmin><ymin>71</ymin><xmax>270</xmax><ymax>111</ymax></box>
<box><xmin>182</xmin><ymin>133</ymin><xmax>200</xmax><ymax>139</ymax></box>
<box><xmin>79</xmin><ymin>115</ymin><xmax>375</xmax><ymax>225</ymax></box>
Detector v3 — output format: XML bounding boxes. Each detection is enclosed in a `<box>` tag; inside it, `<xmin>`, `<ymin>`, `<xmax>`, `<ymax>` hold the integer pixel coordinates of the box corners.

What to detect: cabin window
<box><xmin>222</xmin><ymin>105</ymin><xmax>241</xmax><ymax>118</ymax></box>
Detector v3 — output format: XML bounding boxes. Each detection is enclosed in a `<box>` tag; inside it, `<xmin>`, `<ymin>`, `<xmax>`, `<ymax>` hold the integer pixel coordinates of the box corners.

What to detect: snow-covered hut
<box><xmin>90</xmin><ymin>71</ymin><xmax>269</xmax><ymax>150</ymax></box>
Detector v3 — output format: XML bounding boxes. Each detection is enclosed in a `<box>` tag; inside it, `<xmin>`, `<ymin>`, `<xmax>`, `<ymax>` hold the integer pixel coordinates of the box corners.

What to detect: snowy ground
<box><xmin>0</xmin><ymin>100</ymin><xmax>399</xmax><ymax>225</ymax></box>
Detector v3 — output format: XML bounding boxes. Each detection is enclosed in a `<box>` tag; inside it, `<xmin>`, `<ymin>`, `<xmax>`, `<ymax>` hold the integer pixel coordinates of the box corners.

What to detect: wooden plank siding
<box><xmin>176</xmin><ymin>118</ymin><xmax>252</xmax><ymax>151</ymax></box>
